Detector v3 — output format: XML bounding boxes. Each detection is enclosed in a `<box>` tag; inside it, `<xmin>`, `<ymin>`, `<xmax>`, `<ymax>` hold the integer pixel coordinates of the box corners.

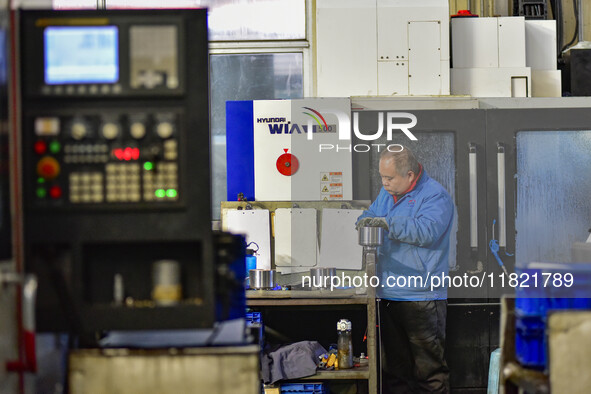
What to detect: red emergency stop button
<box><xmin>34</xmin><ymin>141</ymin><xmax>47</xmax><ymax>155</ymax></box>
<box><xmin>276</xmin><ymin>149</ymin><xmax>299</xmax><ymax>176</ymax></box>
<box><xmin>49</xmin><ymin>185</ymin><xmax>62</xmax><ymax>199</ymax></box>
<box><xmin>36</xmin><ymin>156</ymin><xmax>60</xmax><ymax>180</ymax></box>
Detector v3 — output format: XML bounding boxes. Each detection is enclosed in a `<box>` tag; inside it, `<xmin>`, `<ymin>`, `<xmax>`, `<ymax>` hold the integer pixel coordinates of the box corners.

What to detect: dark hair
<box><xmin>379</xmin><ymin>146</ymin><xmax>420</xmax><ymax>176</ymax></box>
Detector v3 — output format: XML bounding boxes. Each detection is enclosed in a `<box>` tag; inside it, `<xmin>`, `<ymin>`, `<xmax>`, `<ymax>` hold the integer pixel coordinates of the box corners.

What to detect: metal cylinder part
<box><xmin>249</xmin><ymin>269</ymin><xmax>276</xmax><ymax>290</ymax></box>
<box><xmin>358</xmin><ymin>226</ymin><xmax>385</xmax><ymax>247</ymax></box>
<box><xmin>152</xmin><ymin>260</ymin><xmax>182</xmax><ymax>305</ymax></box>
<box><xmin>113</xmin><ymin>274</ymin><xmax>124</xmax><ymax>305</ymax></box>
<box><xmin>309</xmin><ymin>267</ymin><xmax>337</xmax><ymax>288</ymax></box>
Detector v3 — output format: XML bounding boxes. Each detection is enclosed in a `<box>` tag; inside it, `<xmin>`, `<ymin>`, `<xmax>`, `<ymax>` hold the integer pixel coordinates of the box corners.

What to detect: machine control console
<box><xmin>29</xmin><ymin>112</ymin><xmax>181</xmax><ymax>208</ymax></box>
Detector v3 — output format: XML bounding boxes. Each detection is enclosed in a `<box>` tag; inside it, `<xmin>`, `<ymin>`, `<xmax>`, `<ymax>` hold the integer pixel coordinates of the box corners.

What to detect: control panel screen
<box><xmin>44</xmin><ymin>26</ymin><xmax>119</xmax><ymax>85</ymax></box>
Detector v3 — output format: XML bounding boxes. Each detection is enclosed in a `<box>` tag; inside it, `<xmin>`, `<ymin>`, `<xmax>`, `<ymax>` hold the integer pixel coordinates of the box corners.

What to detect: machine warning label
<box><xmin>320</xmin><ymin>172</ymin><xmax>344</xmax><ymax>200</ymax></box>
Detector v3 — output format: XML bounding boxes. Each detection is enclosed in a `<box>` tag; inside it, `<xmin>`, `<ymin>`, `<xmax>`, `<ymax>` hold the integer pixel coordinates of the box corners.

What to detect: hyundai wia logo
<box><xmin>259</xmin><ymin>109</ymin><xmax>418</xmax><ymax>152</ymax></box>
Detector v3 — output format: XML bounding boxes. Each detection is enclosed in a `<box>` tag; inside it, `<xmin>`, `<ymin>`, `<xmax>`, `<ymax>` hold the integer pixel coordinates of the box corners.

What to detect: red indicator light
<box><xmin>34</xmin><ymin>141</ymin><xmax>47</xmax><ymax>155</ymax></box>
<box><xmin>113</xmin><ymin>149</ymin><xmax>123</xmax><ymax>160</ymax></box>
<box><xmin>112</xmin><ymin>147</ymin><xmax>140</xmax><ymax>161</ymax></box>
<box><xmin>49</xmin><ymin>185</ymin><xmax>62</xmax><ymax>199</ymax></box>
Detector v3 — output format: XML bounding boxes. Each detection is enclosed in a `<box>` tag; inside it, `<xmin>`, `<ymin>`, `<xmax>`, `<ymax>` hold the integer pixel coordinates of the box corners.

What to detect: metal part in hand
<box><xmin>355</xmin><ymin>217</ymin><xmax>373</xmax><ymax>230</ymax></box>
<box><xmin>369</xmin><ymin>217</ymin><xmax>389</xmax><ymax>230</ymax></box>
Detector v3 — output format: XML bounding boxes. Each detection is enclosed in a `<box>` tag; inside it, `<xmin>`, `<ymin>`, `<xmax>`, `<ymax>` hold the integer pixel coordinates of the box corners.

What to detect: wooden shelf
<box><xmin>299</xmin><ymin>366</ymin><xmax>370</xmax><ymax>380</ymax></box>
<box><xmin>246</xmin><ymin>291</ymin><xmax>370</xmax><ymax>306</ymax></box>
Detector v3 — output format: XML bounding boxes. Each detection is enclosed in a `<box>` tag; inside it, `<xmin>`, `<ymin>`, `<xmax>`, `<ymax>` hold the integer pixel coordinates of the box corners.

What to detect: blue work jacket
<box><xmin>357</xmin><ymin>171</ymin><xmax>454</xmax><ymax>301</ymax></box>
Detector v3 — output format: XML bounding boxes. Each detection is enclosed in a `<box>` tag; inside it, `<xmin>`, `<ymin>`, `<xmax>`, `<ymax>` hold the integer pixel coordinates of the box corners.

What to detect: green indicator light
<box><xmin>155</xmin><ymin>189</ymin><xmax>166</xmax><ymax>198</ymax></box>
<box><xmin>37</xmin><ymin>177</ymin><xmax>45</xmax><ymax>184</ymax></box>
<box><xmin>144</xmin><ymin>162</ymin><xmax>154</xmax><ymax>171</ymax></box>
<box><xmin>166</xmin><ymin>189</ymin><xmax>177</xmax><ymax>198</ymax></box>
<box><xmin>36</xmin><ymin>188</ymin><xmax>47</xmax><ymax>198</ymax></box>
<box><xmin>49</xmin><ymin>141</ymin><xmax>61</xmax><ymax>154</ymax></box>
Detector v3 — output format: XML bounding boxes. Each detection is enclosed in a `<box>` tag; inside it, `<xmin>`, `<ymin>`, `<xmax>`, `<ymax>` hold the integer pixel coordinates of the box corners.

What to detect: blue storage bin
<box><xmin>515</xmin><ymin>296</ymin><xmax>549</xmax><ymax>317</ymax></box>
<box><xmin>514</xmin><ymin>262</ymin><xmax>591</xmax><ymax>370</ymax></box>
<box><xmin>246</xmin><ymin>312</ymin><xmax>262</xmax><ymax>325</ymax></box>
<box><xmin>515</xmin><ymin>312</ymin><xmax>546</xmax><ymax>369</ymax></box>
<box><xmin>245</xmin><ymin>311</ymin><xmax>264</xmax><ymax>347</ymax></box>
<box><xmin>515</xmin><ymin>313</ymin><xmax>544</xmax><ymax>331</ymax></box>
<box><xmin>515</xmin><ymin>323</ymin><xmax>546</xmax><ymax>369</ymax></box>
<box><xmin>280</xmin><ymin>382</ymin><xmax>327</xmax><ymax>393</ymax></box>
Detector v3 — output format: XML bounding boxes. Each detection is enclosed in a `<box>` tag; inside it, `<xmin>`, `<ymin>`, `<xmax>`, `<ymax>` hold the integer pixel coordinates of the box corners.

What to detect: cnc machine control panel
<box><xmin>20</xmin><ymin>11</ymin><xmax>195</xmax><ymax>211</ymax></box>
<box><xmin>20</xmin><ymin>10</ymin><xmax>215</xmax><ymax>331</ymax></box>
<box><xmin>30</xmin><ymin>111</ymin><xmax>181</xmax><ymax>207</ymax></box>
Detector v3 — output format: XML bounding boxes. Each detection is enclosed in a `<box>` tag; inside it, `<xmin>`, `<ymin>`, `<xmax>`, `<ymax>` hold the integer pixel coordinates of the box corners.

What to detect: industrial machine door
<box><xmin>352</xmin><ymin>107</ymin><xmax>499</xmax><ymax>390</ymax></box>
<box><xmin>486</xmin><ymin>108</ymin><xmax>591</xmax><ymax>280</ymax></box>
<box><xmin>353</xmin><ymin>109</ymin><xmax>489</xmax><ymax>297</ymax></box>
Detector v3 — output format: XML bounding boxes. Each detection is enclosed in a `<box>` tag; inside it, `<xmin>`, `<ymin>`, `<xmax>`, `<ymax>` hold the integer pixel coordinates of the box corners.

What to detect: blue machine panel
<box><xmin>226</xmin><ymin>101</ymin><xmax>255</xmax><ymax>201</ymax></box>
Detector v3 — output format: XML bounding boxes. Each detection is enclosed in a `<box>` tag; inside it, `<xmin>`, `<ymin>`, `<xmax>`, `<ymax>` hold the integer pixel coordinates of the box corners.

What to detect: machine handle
<box><xmin>497</xmin><ymin>143</ymin><xmax>507</xmax><ymax>248</ymax></box>
<box><xmin>468</xmin><ymin>143</ymin><xmax>478</xmax><ymax>249</ymax></box>
<box><xmin>5</xmin><ymin>275</ymin><xmax>38</xmax><ymax>373</ymax></box>
<box><xmin>22</xmin><ymin>275</ymin><xmax>37</xmax><ymax>373</ymax></box>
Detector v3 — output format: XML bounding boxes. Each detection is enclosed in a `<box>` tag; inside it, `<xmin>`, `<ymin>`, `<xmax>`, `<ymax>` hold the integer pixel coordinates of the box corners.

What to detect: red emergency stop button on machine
<box><xmin>36</xmin><ymin>156</ymin><xmax>60</xmax><ymax>180</ymax></box>
<box><xmin>276</xmin><ymin>149</ymin><xmax>299</xmax><ymax>176</ymax></box>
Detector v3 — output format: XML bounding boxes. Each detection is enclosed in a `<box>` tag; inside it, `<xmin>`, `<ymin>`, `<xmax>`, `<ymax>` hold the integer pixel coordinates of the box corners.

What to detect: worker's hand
<box><xmin>369</xmin><ymin>217</ymin><xmax>389</xmax><ymax>230</ymax></box>
<box><xmin>355</xmin><ymin>217</ymin><xmax>373</xmax><ymax>230</ymax></box>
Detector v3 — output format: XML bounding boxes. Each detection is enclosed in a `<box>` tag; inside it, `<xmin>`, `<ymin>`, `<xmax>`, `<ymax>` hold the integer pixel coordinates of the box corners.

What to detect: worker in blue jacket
<box><xmin>356</xmin><ymin>146</ymin><xmax>454</xmax><ymax>393</ymax></box>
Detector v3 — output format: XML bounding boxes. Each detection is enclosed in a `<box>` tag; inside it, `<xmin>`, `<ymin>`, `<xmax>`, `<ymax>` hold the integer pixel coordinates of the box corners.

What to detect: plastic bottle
<box><xmin>337</xmin><ymin>319</ymin><xmax>353</xmax><ymax>369</ymax></box>
<box><xmin>245</xmin><ymin>248</ymin><xmax>257</xmax><ymax>288</ymax></box>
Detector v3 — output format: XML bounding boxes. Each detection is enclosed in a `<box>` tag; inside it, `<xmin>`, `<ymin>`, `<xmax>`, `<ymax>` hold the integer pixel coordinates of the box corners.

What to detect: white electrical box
<box><xmin>316</xmin><ymin>0</ymin><xmax>378</xmax><ymax>96</ymax></box>
<box><xmin>525</xmin><ymin>20</ymin><xmax>557</xmax><ymax>70</ymax></box>
<box><xmin>451</xmin><ymin>18</ymin><xmax>498</xmax><ymax>68</ymax></box>
<box><xmin>408</xmin><ymin>21</ymin><xmax>442</xmax><ymax>95</ymax></box>
<box><xmin>316</xmin><ymin>0</ymin><xmax>449</xmax><ymax>97</ymax></box>
<box><xmin>451</xmin><ymin>16</ymin><xmax>532</xmax><ymax>97</ymax></box>
<box><xmin>498</xmin><ymin>17</ymin><xmax>526</xmax><ymax>68</ymax></box>
<box><xmin>451</xmin><ymin>68</ymin><xmax>532</xmax><ymax>97</ymax></box>
<box><xmin>524</xmin><ymin>20</ymin><xmax>560</xmax><ymax>97</ymax></box>
<box><xmin>451</xmin><ymin>17</ymin><xmax>526</xmax><ymax>68</ymax></box>
<box><xmin>377</xmin><ymin>62</ymin><xmax>408</xmax><ymax>95</ymax></box>
<box><xmin>531</xmin><ymin>70</ymin><xmax>561</xmax><ymax>97</ymax></box>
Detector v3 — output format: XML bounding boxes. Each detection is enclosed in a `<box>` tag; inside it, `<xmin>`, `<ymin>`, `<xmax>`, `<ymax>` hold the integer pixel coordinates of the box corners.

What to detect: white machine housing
<box><xmin>253</xmin><ymin>98</ymin><xmax>353</xmax><ymax>201</ymax></box>
<box><xmin>316</xmin><ymin>0</ymin><xmax>450</xmax><ymax>97</ymax></box>
<box><xmin>525</xmin><ymin>20</ymin><xmax>561</xmax><ymax>97</ymax></box>
<box><xmin>451</xmin><ymin>17</ymin><xmax>533</xmax><ymax>97</ymax></box>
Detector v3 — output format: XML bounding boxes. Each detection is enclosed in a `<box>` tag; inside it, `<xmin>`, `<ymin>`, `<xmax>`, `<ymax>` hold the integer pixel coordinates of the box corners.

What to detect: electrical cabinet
<box><xmin>451</xmin><ymin>17</ymin><xmax>531</xmax><ymax>97</ymax></box>
<box><xmin>316</xmin><ymin>0</ymin><xmax>450</xmax><ymax>97</ymax></box>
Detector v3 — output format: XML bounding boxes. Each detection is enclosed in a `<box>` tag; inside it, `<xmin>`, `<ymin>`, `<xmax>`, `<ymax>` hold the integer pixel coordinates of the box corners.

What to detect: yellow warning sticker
<box><xmin>320</xmin><ymin>171</ymin><xmax>344</xmax><ymax>200</ymax></box>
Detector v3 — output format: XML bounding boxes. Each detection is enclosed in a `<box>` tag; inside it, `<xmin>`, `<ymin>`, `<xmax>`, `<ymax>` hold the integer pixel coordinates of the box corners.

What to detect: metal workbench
<box><xmin>247</xmin><ymin>290</ymin><xmax>378</xmax><ymax>394</ymax></box>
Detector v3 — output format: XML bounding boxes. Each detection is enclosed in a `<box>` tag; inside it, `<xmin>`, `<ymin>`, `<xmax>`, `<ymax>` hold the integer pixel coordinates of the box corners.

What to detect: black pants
<box><xmin>379</xmin><ymin>300</ymin><xmax>449</xmax><ymax>393</ymax></box>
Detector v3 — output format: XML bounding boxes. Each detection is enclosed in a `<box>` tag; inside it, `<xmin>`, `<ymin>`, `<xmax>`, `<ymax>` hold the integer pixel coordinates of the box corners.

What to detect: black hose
<box><xmin>561</xmin><ymin>0</ymin><xmax>579</xmax><ymax>53</ymax></box>
<box><xmin>556</xmin><ymin>0</ymin><xmax>563</xmax><ymax>59</ymax></box>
